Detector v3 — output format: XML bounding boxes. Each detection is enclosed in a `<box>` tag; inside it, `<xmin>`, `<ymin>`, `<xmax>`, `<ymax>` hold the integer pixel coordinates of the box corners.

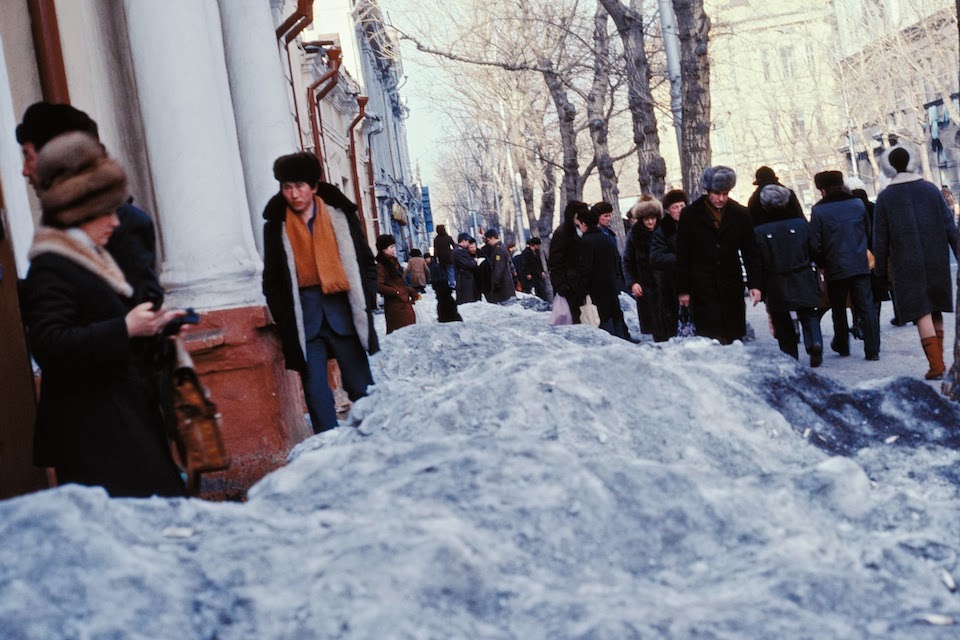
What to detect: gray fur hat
<box><xmin>759</xmin><ymin>184</ymin><xmax>791</xmax><ymax>211</ymax></box>
<box><xmin>879</xmin><ymin>143</ymin><xmax>920</xmax><ymax>178</ymax></box>
<box><xmin>700</xmin><ymin>166</ymin><xmax>737</xmax><ymax>193</ymax></box>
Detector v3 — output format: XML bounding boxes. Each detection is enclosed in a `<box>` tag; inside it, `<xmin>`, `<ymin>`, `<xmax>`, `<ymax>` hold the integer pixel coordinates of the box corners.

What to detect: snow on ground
<box><xmin>3</xmin><ymin>292</ymin><xmax>960</xmax><ymax>638</ymax></box>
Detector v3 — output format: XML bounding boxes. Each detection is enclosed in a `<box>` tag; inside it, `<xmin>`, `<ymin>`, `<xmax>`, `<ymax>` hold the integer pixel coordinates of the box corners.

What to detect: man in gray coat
<box><xmin>874</xmin><ymin>145</ymin><xmax>960</xmax><ymax>379</ymax></box>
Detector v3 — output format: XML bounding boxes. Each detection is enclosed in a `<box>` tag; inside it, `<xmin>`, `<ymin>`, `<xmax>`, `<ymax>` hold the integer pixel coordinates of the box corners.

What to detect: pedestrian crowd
<box><xmin>11</xmin><ymin>99</ymin><xmax>960</xmax><ymax>501</ymax></box>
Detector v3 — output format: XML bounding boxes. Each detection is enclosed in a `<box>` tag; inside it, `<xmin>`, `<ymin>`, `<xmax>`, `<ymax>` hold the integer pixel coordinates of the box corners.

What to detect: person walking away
<box><xmin>624</xmin><ymin>195</ymin><xmax>663</xmax><ymax>337</ymax></box>
<box><xmin>809</xmin><ymin>170</ymin><xmax>879</xmax><ymax>361</ymax></box>
<box><xmin>746</xmin><ymin>165</ymin><xmax>805</xmax><ymax>224</ymax></box>
<box><xmin>676</xmin><ymin>166</ymin><xmax>762</xmax><ymax>344</ymax></box>
<box><xmin>650</xmin><ymin>190</ymin><xmax>688</xmax><ymax>342</ymax></box>
<box><xmin>23</xmin><ymin>132</ymin><xmax>186</xmax><ymax>497</ymax></box>
<box><xmin>433</xmin><ymin>224</ymin><xmax>456</xmax><ymax>289</ymax></box>
<box><xmin>453</xmin><ymin>233</ymin><xmax>481</xmax><ymax>304</ymax></box>
<box><xmin>376</xmin><ymin>235</ymin><xmax>418</xmax><ymax>334</ymax></box>
<box><xmin>481</xmin><ymin>229</ymin><xmax>517</xmax><ymax>303</ymax></box>
<box><xmin>874</xmin><ymin>145</ymin><xmax>959</xmax><ymax>379</ymax></box>
<box><xmin>262</xmin><ymin>152</ymin><xmax>378</xmax><ymax>433</ymax></box>
<box><xmin>404</xmin><ymin>248</ymin><xmax>429</xmax><ymax>293</ymax></box>
<box><xmin>548</xmin><ymin>201</ymin><xmax>589</xmax><ymax>324</ymax></box>
<box><xmin>754</xmin><ymin>185</ymin><xmax>824</xmax><ymax>366</ymax></box>
<box><xmin>577</xmin><ymin>206</ymin><xmax>629</xmax><ymax>339</ymax></box>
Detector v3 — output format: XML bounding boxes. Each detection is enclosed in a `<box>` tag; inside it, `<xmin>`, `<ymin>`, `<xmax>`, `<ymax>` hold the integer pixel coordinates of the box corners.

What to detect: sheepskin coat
<box><xmin>262</xmin><ymin>185</ymin><xmax>379</xmax><ymax>373</ymax></box>
<box><xmin>676</xmin><ymin>196</ymin><xmax>761</xmax><ymax>342</ymax></box>
<box><xmin>24</xmin><ymin>228</ymin><xmax>186</xmax><ymax>498</ymax></box>
<box><xmin>873</xmin><ymin>173</ymin><xmax>960</xmax><ymax>322</ymax></box>
<box><xmin>376</xmin><ymin>253</ymin><xmax>417</xmax><ymax>333</ymax></box>
<box><xmin>404</xmin><ymin>256</ymin><xmax>429</xmax><ymax>289</ymax></box>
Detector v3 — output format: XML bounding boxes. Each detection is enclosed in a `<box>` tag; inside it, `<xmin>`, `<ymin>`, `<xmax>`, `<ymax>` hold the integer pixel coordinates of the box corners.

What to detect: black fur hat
<box><xmin>662</xmin><ymin>189</ymin><xmax>689</xmax><ymax>210</ymax></box>
<box><xmin>814</xmin><ymin>170</ymin><xmax>844</xmax><ymax>191</ymax></box>
<box><xmin>16</xmin><ymin>102</ymin><xmax>99</xmax><ymax>150</ymax></box>
<box><xmin>376</xmin><ymin>234</ymin><xmax>396</xmax><ymax>252</ymax></box>
<box><xmin>273</xmin><ymin>152</ymin><xmax>322</xmax><ymax>187</ymax></box>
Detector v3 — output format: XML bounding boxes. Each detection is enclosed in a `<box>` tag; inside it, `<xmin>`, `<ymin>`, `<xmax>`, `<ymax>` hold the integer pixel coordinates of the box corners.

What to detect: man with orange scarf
<box><xmin>262</xmin><ymin>152</ymin><xmax>379</xmax><ymax>433</ymax></box>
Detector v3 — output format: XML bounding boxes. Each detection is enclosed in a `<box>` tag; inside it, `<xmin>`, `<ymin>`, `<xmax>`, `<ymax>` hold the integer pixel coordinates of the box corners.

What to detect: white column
<box><xmin>218</xmin><ymin>0</ymin><xmax>298</xmax><ymax>256</ymax></box>
<box><xmin>123</xmin><ymin>0</ymin><xmax>263</xmax><ymax>309</ymax></box>
<box><xmin>0</xmin><ymin>31</ymin><xmax>34</xmax><ymax>276</ymax></box>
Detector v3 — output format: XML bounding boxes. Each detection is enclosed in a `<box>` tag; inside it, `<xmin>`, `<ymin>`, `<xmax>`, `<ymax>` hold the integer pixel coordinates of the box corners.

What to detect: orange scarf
<box><xmin>285</xmin><ymin>196</ymin><xmax>351</xmax><ymax>294</ymax></box>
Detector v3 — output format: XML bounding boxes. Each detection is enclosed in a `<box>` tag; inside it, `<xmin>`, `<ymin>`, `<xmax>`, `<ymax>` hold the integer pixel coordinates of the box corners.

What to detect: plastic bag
<box><xmin>549</xmin><ymin>295</ymin><xmax>573</xmax><ymax>326</ymax></box>
<box><xmin>580</xmin><ymin>295</ymin><xmax>601</xmax><ymax>327</ymax></box>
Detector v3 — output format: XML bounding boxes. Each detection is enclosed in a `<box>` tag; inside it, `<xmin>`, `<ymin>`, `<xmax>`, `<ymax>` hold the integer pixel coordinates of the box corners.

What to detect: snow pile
<box><xmin>2</xmin><ymin>300</ymin><xmax>960</xmax><ymax>638</ymax></box>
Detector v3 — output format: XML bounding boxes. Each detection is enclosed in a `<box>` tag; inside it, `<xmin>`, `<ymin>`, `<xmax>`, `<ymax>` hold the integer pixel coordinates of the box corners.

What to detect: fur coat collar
<box><xmin>28</xmin><ymin>226</ymin><xmax>133</xmax><ymax>298</ymax></box>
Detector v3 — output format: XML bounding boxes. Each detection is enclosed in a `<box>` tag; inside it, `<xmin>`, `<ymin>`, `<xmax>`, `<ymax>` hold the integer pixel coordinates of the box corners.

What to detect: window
<box><xmin>761</xmin><ymin>50</ymin><xmax>771</xmax><ymax>82</ymax></box>
<box><xmin>793</xmin><ymin>110</ymin><xmax>806</xmax><ymax>135</ymax></box>
<box><xmin>780</xmin><ymin>46</ymin><xmax>796</xmax><ymax>80</ymax></box>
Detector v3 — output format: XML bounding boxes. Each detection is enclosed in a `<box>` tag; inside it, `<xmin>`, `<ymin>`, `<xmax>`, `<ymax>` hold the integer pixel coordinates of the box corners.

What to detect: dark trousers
<box><xmin>302</xmin><ymin>321</ymin><xmax>373</xmax><ymax>433</ymax></box>
<box><xmin>827</xmin><ymin>274</ymin><xmax>879</xmax><ymax>357</ymax></box>
<box><xmin>769</xmin><ymin>308</ymin><xmax>822</xmax><ymax>359</ymax></box>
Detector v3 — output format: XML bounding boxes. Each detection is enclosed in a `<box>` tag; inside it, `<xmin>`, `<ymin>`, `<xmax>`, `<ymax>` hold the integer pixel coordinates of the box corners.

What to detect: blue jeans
<box><xmin>445</xmin><ymin>264</ymin><xmax>456</xmax><ymax>289</ymax></box>
<box><xmin>302</xmin><ymin>322</ymin><xmax>373</xmax><ymax>433</ymax></box>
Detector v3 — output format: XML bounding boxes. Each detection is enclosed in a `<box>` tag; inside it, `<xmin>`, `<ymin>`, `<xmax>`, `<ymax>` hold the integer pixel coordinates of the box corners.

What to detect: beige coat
<box><xmin>405</xmin><ymin>256</ymin><xmax>429</xmax><ymax>288</ymax></box>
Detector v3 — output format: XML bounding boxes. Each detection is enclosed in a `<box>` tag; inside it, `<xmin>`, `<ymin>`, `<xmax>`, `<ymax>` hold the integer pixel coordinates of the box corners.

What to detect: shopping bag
<box><xmin>549</xmin><ymin>295</ymin><xmax>573</xmax><ymax>325</ymax></box>
<box><xmin>677</xmin><ymin>305</ymin><xmax>696</xmax><ymax>338</ymax></box>
<box><xmin>580</xmin><ymin>295</ymin><xmax>601</xmax><ymax>327</ymax></box>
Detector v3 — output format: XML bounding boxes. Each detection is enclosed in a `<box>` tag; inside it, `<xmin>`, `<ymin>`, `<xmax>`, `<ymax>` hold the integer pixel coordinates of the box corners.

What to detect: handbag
<box><xmin>549</xmin><ymin>294</ymin><xmax>573</xmax><ymax>325</ymax></box>
<box><xmin>580</xmin><ymin>295</ymin><xmax>601</xmax><ymax>327</ymax></box>
<box><xmin>170</xmin><ymin>337</ymin><xmax>230</xmax><ymax>495</ymax></box>
<box><xmin>677</xmin><ymin>305</ymin><xmax>697</xmax><ymax>338</ymax></box>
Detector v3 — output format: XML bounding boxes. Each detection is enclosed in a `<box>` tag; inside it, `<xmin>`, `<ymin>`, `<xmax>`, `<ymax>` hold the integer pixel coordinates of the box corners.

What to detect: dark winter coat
<box><xmin>377</xmin><ymin>253</ymin><xmax>417</xmax><ymax>333</ymax></box>
<box><xmin>482</xmin><ymin>243</ymin><xmax>516</xmax><ymax>303</ymax></box>
<box><xmin>650</xmin><ymin>215</ymin><xmax>680</xmax><ymax>341</ymax></box>
<box><xmin>809</xmin><ymin>191</ymin><xmax>871</xmax><ymax>282</ymax></box>
<box><xmin>623</xmin><ymin>222</ymin><xmax>660</xmax><ymax>335</ymax></box>
<box><xmin>578</xmin><ymin>226</ymin><xmax>623</xmax><ymax>323</ymax></box>
<box><xmin>676</xmin><ymin>196</ymin><xmax>761</xmax><ymax>342</ymax></box>
<box><xmin>453</xmin><ymin>246</ymin><xmax>480</xmax><ymax>303</ymax></box>
<box><xmin>754</xmin><ymin>216</ymin><xmax>821</xmax><ymax>312</ymax></box>
<box><xmin>519</xmin><ymin>247</ymin><xmax>545</xmax><ymax>289</ymax></box>
<box><xmin>24</xmin><ymin>237</ymin><xmax>185</xmax><ymax>498</ymax></box>
<box><xmin>873</xmin><ymin>174</ymin><xmax>960</xmax><ymax>322</ymax></box>
<box><xmin>547</xmin><ymin>223</ymin><xmax>585</xmax><ymax>322</ymax></box>
<box><xmin>433</xmin><ymin>232</ymin><xmax>455</xmax><ymax>268</ymax></box>
<box><xmin>108</xmin><ymin>202</ymin><xmax>164</xmax><ymax>307</ymax></box>
<box><xmin>747</xmin><ymin>183</ymin><xmax>805</xmax><ymax>226</ymax></box>
<box><xmin>262</xmin><ymin>186</ymin><xmax>380</xmax><ymax>374</ymax></box>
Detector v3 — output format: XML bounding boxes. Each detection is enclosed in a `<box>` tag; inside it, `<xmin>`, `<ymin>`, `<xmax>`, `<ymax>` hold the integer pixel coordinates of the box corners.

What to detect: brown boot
<box><xmin>936</xmin><ymin>329</ymin><xmax>945</xmax><ymax>357</ymax></box>
<box><xmin>922</xmin><ymin>336</ymin><xmax>945</xmax><ymax>380</ymax></box>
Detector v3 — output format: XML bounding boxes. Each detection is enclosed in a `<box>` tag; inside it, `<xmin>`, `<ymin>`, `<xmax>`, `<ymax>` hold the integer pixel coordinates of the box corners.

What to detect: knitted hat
<box><xmin>662</xmin><ymin>189</ymin><xmax>689</xmax><ymax>210</ymax></box>
<box><xmin>759</xmin><ymin>184</ymin><xmax>791</xmax><ymax>210</ymax></box>
<box><xmin>814</xmin><ymin>170</ymin><xmax>844</xmax><ymax>190</ymax></box>
<box><xmin>36</xmin><ymin>132</ymin><xmax>128</xmax><ymax>229</ymax></box>
<box><xmin>701</xmin><ymin>166</ymin><xmax>737</xmax><ymax>193</ymax></box>
<box><xmin>16</xmin><ymin>102</ymin><xmax>99</xmax><ymax>150</ymax></box>
<box><xmin>753</xmin><ymin>166</ymin><xmax>778</xmax><ymax>186</ymax></box>
<box><xmin>376</xmin><ymin>234</ymin><xmax>396</xmax><ymax>252</ymax></box>
<box><xmin>273</xmin><ymin>152</ymin><xmax>322</xmax><ymax>187</ymax></box>
<box><xmin>629</xmin><ymin>194</ymin><xmax>662</xmax><ymax>219</ymax></box>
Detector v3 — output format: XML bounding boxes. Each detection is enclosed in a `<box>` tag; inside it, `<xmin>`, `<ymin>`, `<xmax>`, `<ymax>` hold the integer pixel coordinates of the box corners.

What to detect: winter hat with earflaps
<box><xmin>36</xmin><ymin>131</ymin><xmax>128</xmax><ymax>229</ymax></box>
<box><xmin>700</xmin><ymin>166</ymin><xmax>736</xmax><ymax>193</ymax></box>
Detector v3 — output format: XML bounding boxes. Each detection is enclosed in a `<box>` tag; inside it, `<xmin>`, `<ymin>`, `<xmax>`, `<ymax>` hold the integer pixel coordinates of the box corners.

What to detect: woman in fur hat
<box><xmin>623</xmin><ymin>195</ymin><xmax>663</xmax><ymax>338</ymax></box>
<box><xmin>676</xmin><ymin>166</ymin><xmax>762</xmax><ymax>344</ymax></box>
<box><xmin>874</xmin><ymin>144</ymin><xmax>960</xmax><ymax>379</ymax></box>
<box><xmin>23</xmin><ymin>132</ymin><xmax>187</xmax><ymax>497</ymax></box>
<box><xmin>375</xmin><ymin>234</ymin><xmax>418</xmax><ymax>333</ymax></box>
<box><xmin>649</xmin><ymin>189</ymin><xmax>688</xmax><ymax>341</ymax></box>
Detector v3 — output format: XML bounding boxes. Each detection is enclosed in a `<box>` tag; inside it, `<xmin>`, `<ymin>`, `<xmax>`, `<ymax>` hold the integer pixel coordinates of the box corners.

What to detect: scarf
<box><xmin>705</xmin><ymin>200</ymin><xmax>724</xmax><ymax>229</ymax></box>
<box><xmin>28</xmin><ymin>226</ymin><xmax>133</xmax><ymax>298</ymax></box>
<box><xmin>285</xmin><ymin>196</ymin><xmax>351</xmax><ymax>294</ymax></box>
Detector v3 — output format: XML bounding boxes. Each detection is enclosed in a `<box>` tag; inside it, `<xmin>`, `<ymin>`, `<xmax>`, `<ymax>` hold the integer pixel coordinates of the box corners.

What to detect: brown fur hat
<box><xmin>37</xmin><ymin>132</ymin><xmax>128</xmax><ymax>229</ymax></box>
<box><xmin>629</xmin><ymin>194</ymin><xmax>663</xmax><ymax>220</ymax></box>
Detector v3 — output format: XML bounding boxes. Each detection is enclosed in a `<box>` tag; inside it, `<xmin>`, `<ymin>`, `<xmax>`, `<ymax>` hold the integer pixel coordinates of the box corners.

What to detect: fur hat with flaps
<box><xmin>880</xmin><ymin>143</ymin><xmax>920</xmax><ymax>178</ymax></box>
<box><xmin>274</xmin><ymin>152</ymin><xmax>322</xmax><ymax>187</ymax></box>
<box><xmin>700</xmin><ymin>166</ymin><xmax>736</xmax><ymax>193</ymax></box>
<box><xmin>37</xmin><ymin>131</ymin><xmax>128</xmax><ymax>229</ymax></box>
<box><xmin>629</xmin><ymin>194</ymin><xmax>662</xmax><ymax>220</ymax></box>
<box><xmin>375</xmin><ymin>234</ymin><xmax>396</xmax><ymax>253</ymax></box>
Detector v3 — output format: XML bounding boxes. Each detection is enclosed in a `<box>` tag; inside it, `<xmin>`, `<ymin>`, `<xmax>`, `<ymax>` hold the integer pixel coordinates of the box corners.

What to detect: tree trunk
<box><xmin>516</xmin><ymin>158</ymin><xmax>538</xmax><ymax>235</ymax></box>
<box><xmin>673</xmin><ymin>0</ymin><xmax>711</xmax><ymax>197</ymax></box>
<box><xmin>598</xmin><ymin>0</ymin><xmax>666</xmax><ymax>198</ymax></box>
<box><xmin>539</xmin><ymin>150</ymin><xmax>557</xmax><ymax>237</ymax></box>
<box><xmin>542</xmin><ymin>62</ymin><xmax>580</xmax><ymax>208</ymax></box>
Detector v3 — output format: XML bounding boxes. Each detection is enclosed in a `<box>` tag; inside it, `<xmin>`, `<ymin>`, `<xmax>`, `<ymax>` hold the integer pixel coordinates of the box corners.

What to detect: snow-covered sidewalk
<box><xmin>2</xmin><ymin>295</ymin><xmax>960</xmax><ymax>639</ymax></box>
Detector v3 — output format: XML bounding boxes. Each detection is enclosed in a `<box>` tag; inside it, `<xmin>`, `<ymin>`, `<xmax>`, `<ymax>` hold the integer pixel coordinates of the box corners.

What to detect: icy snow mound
<box><xmin>3</xmin><ymin>303</ymin><xmax>960</xmax><ymax>638</ymax></box>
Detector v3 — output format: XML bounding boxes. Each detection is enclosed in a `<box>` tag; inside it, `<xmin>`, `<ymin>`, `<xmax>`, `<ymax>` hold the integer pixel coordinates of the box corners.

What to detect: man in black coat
<box><xmin>433</xmin><ymin>224</ymin><xmax>456</xmax><ymax>289</ymax></box>
<box><xmin>17</xmin><ymin>102</ymin><xmax>163</xmax><ymax>306</ymax></box>
<box><xmin>520</xmin><ymin>237</ymin><xmax>548</xmax><ymax>299</ymax></box>
<box><xmin>809</xmin><ymin>170</ymin><xmax>879</xmax><ymax>361</ymax></box>
<box><xmin>677</xmin><ymin>166</ymin><xmax>762</xmax><ymax>344</ymax></box>
<box><xmin>262</xmin><ymin>152</ymin><xmax>378</xmax><ymax>433</ymax></box>
<box><xmin>746</xmin><ymin>165</ymin><xmax>805</xmax><ymax>225</ymax></box>
<box><xmin>548</xmin><ymin>201</ymin><xmax>589</xmax><ymax>323</ymax></box>
<box><xmin>452</xmin><ymin>232</ymin><xmax>480</xmax><ymax>304</ymax></box>
<box><xmin>577</xmin><ymin>207</ymin><xmax>629</xmax><ymax>339</ymax></box>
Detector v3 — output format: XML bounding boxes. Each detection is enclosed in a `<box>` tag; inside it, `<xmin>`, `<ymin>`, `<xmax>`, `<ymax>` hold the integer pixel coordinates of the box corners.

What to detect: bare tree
<box><xmin>672</xmin><ymin>0</ymin><xmax>712</xmax><ymax>196</ymax></box>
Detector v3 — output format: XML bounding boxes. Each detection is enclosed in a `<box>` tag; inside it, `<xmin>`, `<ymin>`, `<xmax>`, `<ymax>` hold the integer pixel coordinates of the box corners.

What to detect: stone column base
<box><xmin>182</xmin><ymin>305</ymin><xmax>310</xmax><ymax>500</ymax></box>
